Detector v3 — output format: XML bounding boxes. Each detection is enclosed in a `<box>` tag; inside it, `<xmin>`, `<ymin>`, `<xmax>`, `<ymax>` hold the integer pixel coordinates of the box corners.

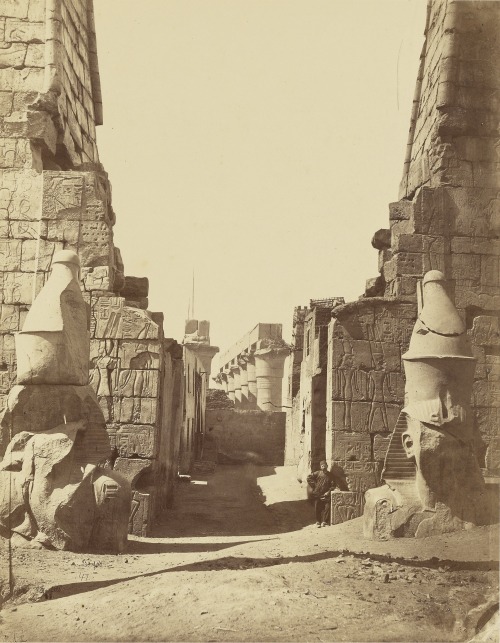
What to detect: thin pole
<box><xmin>192</xmin><ymin>269</ymin><xmax>195</xmax><ymax>318</ymax></box>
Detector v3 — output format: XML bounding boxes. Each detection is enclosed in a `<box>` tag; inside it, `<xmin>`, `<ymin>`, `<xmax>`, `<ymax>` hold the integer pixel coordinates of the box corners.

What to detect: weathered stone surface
<box><xmin>0</xmin><ymin>424</ymin><xmax>130</xmax><ymax>552</ymax></box>
<box><xmin>15</xmin><ymin>250</ymin><xmax>90</xmax><ymax>386</ymax></box>
<box><xmin>0</xmin><ymin>383</ymin><xmax>110</xmax><ymax>459</ymax></box>
<box><xmin>331</xmin><ymin>491</ymin><xmax>364</xmax><ymax>525</ymax></box>
<box><xmin>120</xmin><ymin>276</ymin><xmax>149</xmax><ymax>299</ymax></box>
<box><xmin>331</xmin><ymin>432</ymin><xmax>371</xmax><ymax>462</ymax></box>
<box><xmin>108</xmin><ymin>424</ymin><xmax>156</xmax><ymax>459</ymax></box>
<box><xmin>371</xmin><ymin>229</ymin><xmax>391</xmax><ymax>250</ymax></box>
<box><xmin>0</xmin><ymin>0</ymin><xmax>187</xmax><ymax>543</ymax></box>
<box><xmin>331</xmin><ymin>400</ymin><xmax>400</xmax><ymax>434</ymax></box>
<box><xmin>364</xmin><ymin>272</ymin><xmax>491</xmax><ymax>540</ymax></box>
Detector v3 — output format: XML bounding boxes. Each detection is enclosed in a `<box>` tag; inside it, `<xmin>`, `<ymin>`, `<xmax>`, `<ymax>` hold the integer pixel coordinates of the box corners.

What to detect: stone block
<box><xmin>331</xmin><ymin>400</ymin><xmax>400</xmax><ymax>434</ymax></box>
<box><xmin>122</xmin><ymin>306</ymin><xmax>159</xmax><ymax>340</ymax></box>
<box><xmin>113</xmin><ymin>457</ymin><xmax>151</xmax><ymax>487</ymax></box>
<box><xmin>470</xmin><ymin>316</ymin><xmax>500</xmax><ymax>347</ymax></box>
<box><xmin>115</xmin><ymin>369</ymin><xmax>159</xmax><ymax>398</ymax></box>
<box><xmin>0</xmin><ymin>168</ymin><xmax>42</xmax><ymax>222</ymax></box>
<box><xmin>0</xmin><ymin>138</ymin><xmax>31</xmax><ymax>169</ymax></box>
<box><xmin>331</xmin><ymin>369</ymin><xmax>404</xmax><ymax>404</ymax></box>
<box><xmin>2</xmin><ymin>270</ymin><xmax>43</xmax><ymax>304</ymax></box>
<box><xmin>108</xmin><ymin>424</ymin><xmax>156</xmax><ymax>458</ymax></box>
<box><xmin>24</xmin><ymin>42</ymin><xmax>43</xmax><ymax>67</ymax></box>
<box><xmin>331</xmin><ymin>491</ymin><xmax>364</xmax><ymax>525</ymax></box>
<box><xmin>485</xmin><ymin>438</ymin><xmax>500</xmax><ymax>473</ymax></box>
<box><xmin>474</xmin><ymin>407</ymin><xmax>500</xmax><ymax>440</ymax></box>
<box><xmin>331</xmin><ymin>431</ymin><xmax>371</xmax><ymax>462</ymax></box>
<box><xmin>0</xmin><ymin>90</ymin><xmax>13</xmax><ymax>116</ymax></box>
<box><xmin>4</xmin><ymin>18</ymin><xmax>44</xmax><ymax>42</ymax></box>
<box><xmin>78</xmin><ymin>220</ymin><xmax>113</xmax><ymax>265</ymax></box>
<box><xmin>0</xmin><ymin>42</ymin><xmax>27</xmax><ymax>68</ymax></box>
<box><xmin>372</xmin><ymin>433</ymin><xmax>391</xmax><ymax>462</ymax></box>
<box><xmin>392</xmin><ymin>252</ymin><xmax>424</xmax><ymax>276</ymax></box>
<box><xmin>473</xmin><ymin>380</ymin><xmax>500</xmax><ymax>408</ymax></box>
<box><xmin>115</xmin><ymin>396</ymin><xmax>158</xmax><ymax>424</ymax></box>
<box><xmin>0</xmin><ymin>67</ymin><xmax>44</xmax><ymax>92</ymax></box>
<box><xmin>42</xmin><ymin>173</ymin><xmax>83</xmax><ymax>219</ymax></box>
<box><xmin>1</xmin><ymin>1</ymin><xmax>29</xmax><ymax>19</ymax></box>
<box><xmin>455</xmin><ymin>288</ymin><xmax>500</xmax><ymax>312</ymax></box>
<box><xmin>371</xmin><ymin>229</ymin><xmax>391</xmax><ymax>250</ymax></box>
<box><xmin>0</xmin><ymin>238</ymin><xmax>21</xmax><ymax>270</ymax></box>
<box><xmin>120</xmin><ymin>276</ymin><xmax>149</xmax><ymax>299</ymax></box>
<box><xmin>45</xmin><ymin>219</ymin><xmax>80</xmax><ymax>244</ymax></box>
<box><xmin>451</xmin><ymin>253</ymin><xmax>481</xmax><ymax>284</ymax></box>
<box><xmin>128</xmin><ymin>490</ymin><xmax>152</xmax><ymax>537</ymax></box>
<box><xmin>82</xmin><ymin>265</ymin><xmax>113</xmax><ymax>291</ymax></box>
<box><xmin>21</xmin><ymin>238</ymin><xmax>63</xmax><ymax>271</ymax></box>
<box><xmin>386</xmin><ymin>276</ymin><xmax>419</xmax><ymax>297</ymax></box>
<box><xmin>335</xmin><ymin>460</ymin><xmax>381</xmax><ymax>494</ymax></box>
<box><xmin>0</xmin><ymin>304</ymin><xmax>20</xmax><ymax>332</ymax></box>
<box><xmin>481</xmin><ymin>256</ymin><xmax>500</xmax><ymax>288</ymax></box>
<box><xmin>117</xmin><ymin>341</ymin><xmax>161</xmax><ymax>370</ymax></box>
<box><xmin>389</xmin><ymin>200</ymin><xmax>413</xmax><ymax>221</ymax></box>
<box><xmin>485</xmin><ymin>355</ymin><xmax>500</xmax><ymax>382</ymax></box>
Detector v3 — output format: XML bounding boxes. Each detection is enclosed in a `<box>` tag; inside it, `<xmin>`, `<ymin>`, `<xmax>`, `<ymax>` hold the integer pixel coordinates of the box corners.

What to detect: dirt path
<box><xmin>0</xmin><ymin>465</ymin><xmax>498</xmax><ymax>642</ymax></box>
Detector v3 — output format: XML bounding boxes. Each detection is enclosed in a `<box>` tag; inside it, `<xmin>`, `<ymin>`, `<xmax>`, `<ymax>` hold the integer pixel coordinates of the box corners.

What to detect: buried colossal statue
<box><xmin>364</xmin><ymin>271</ymin><xmax>493</xmax><ymax>539</ymax></box>
<box><xmin>0</xmin><ymin>251</ymin><xmax>130</xmax><ymax>552</ymax></box>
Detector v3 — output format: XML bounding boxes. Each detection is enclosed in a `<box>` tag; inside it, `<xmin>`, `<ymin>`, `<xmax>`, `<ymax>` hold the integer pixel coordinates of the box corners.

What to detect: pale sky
<box><xmin>93</xmin><ymin>0</ymin><xmax>426</xmax><ymax>374</ymax></box>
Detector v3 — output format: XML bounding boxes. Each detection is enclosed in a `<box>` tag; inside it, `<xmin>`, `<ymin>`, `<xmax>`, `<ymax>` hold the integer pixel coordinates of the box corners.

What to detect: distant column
<box><xmin>238</xmin><ymin>354</ymin><xmax>249</xmax><ymax>408</ymax></box>
<box><xmin>254</xmin><ymin>347</ymin><xmax>288</xmax><ymax>411</ymax></box>
<box><xmin>246</xmin><ymin>356</ymin><xmax>257</xmax><ymax>409</ymax></box>
<box><xmin>231</xmin><ymin>364</ymin><xmax>241</xmax><ymax>408</ymax></box>
<box><xmin>225</xmin><ymin>369</ymin><xmax>235</xmax><ymax>403</ymax></box>
<box><xmin>214</xmin><ymin>372</ymin><xmax>227</xmax><ymax>392</ymax></box>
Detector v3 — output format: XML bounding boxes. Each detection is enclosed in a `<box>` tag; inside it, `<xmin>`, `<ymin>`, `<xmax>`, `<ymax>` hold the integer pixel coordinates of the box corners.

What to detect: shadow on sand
<box><xmin>152</xmin><ymin>464</ymin><xmax>313</xmax><ymax>538</ymax></box>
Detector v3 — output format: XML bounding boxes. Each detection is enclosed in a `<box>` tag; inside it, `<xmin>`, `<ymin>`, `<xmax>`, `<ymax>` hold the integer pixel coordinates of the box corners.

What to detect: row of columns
<box><xmin>215</xmin><ymin>347</ymin><xmax>288</xmax><ymax>411</ymax></box>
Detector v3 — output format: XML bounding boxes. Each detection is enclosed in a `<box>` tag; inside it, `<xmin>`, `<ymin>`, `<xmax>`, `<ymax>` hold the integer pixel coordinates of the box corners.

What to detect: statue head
<box><xmin>385</xmin><ymin>271</ymin><xmax>477</xmax><ymax>509</ymax></box>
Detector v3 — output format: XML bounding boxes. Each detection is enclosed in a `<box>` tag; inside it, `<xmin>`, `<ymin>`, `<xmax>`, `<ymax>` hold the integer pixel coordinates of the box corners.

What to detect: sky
<box><xmin>93</xmin><ymin>0</ymin><xmax>427</xmax><ymax>375</ymax></box>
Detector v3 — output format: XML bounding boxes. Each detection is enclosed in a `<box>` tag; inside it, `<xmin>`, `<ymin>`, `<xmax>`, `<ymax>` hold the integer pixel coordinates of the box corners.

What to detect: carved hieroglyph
<box><xmin>363</xmin><ymin>271</ymin><xmax>490</xmax><ymax>539</ymax></box>
<box><xmin>0</xmin><ymin>251</ymin><xmax>131</xmax><ymax>552</ymax></box>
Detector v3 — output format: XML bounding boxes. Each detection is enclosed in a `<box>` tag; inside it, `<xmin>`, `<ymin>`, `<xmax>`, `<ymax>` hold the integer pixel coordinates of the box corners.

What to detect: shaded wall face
<box><xmin>295</xmin><ymin>312</ymin><xmax>332</xmax><ymax>479</ymax></box>
<box><xmin>206</xmin><ymin>409</ymin><xmax>286</xmax><ymax>466</ymax></box>
<box><xmin>180</xmin><ymin>347</ymin><xmax>207</xmax><ymax>474</ymax></box>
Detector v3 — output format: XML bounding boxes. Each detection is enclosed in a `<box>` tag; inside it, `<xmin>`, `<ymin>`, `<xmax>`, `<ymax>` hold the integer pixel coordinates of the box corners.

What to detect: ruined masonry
<box><xmin>285</xmin><ymin>0</ymin><xmax>500</xmax><ymax>525</ymax></box>
<box><xmin>0</xmin><ymin>0</ymin><xmax>190</xmax><ymax>536</ymax></box>
<box><xmin>329</xmin><ymin>0</ymin><xmax>500</xmax><ymax>523</ymax></box>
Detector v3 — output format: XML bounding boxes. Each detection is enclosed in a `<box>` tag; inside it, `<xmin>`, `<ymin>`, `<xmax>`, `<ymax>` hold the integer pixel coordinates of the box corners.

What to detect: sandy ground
<box><xmin>0</xmin><ymin>464</ymin><xmax>498</xmax><ymax>643</ymax></box>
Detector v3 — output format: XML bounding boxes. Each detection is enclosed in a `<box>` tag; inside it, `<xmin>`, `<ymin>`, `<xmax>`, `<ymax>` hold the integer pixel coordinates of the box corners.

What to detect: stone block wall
<box><xmin>326</xmin><ymin>298</ymin><xmax>416</xmax><ymax>521</ymax></box>
<box><xmin>0</xmin><ymin>0</ymin><xmax>101</xmax><ymax>168</ymax></box>
<box><xmin>326</xmin><ymin>0</ymin><xmax>500</xmax><ymax>524</ymax></box>
<box><xmin>206</xmin><ymin>409</ymin><xmax>286</xmax><ymax>466</ymax></box>
<box><xmin>0</xmin><ymin>0</ymin><xmax>187</xmax><ymax>536</ymax></box>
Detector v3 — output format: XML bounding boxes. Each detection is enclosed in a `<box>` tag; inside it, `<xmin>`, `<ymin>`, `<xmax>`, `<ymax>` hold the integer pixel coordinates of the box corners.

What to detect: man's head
<box><xmin>320</xmin><ymin>460</ymin><xmax>328</xmax><ymax>472</ymax></box>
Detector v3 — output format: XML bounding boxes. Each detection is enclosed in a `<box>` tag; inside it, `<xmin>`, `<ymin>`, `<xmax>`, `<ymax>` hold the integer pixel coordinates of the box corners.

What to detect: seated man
<box><xmin>307</xmin><ymin>460</ymin><xmax>341</xmax><ymax>527</ymax></box>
